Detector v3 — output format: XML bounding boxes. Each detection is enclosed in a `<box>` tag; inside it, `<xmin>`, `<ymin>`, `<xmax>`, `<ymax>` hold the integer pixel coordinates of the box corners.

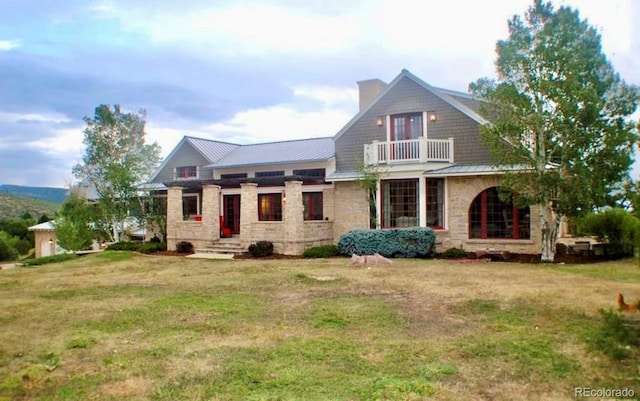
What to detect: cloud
<box><xmin>0</xmin><ymin>40</ymin><xmax>20</xmax><ymax>50</ymax></box>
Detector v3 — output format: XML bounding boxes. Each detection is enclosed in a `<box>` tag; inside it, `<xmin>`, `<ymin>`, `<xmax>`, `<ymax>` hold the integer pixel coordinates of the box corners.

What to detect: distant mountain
<box><xmin>0</xmin><ymin>193</ymin><xmax>60</xmax><ymax>221</ymax></box>
<box><xmin>0</xmin><ymin>184</ymin><xmax>67</xmax><ymax>204</ymax></box>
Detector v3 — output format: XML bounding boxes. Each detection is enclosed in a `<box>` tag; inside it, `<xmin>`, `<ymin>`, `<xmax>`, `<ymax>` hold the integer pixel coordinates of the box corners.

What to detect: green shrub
<box><xmin>337</xmin><ymin>227</ymin><xmax>436</xmax><ymax>258</ymax></box>
<box><xmin>22</xmin><ymin>253</ymin><xmax>78</xmax><ymax>267</ymax></box>
<box><xmin>302</xmin><ymin>244</ymin><xmax>338</xmax><ymax>258</ymax></box>
<box><xmin>588</xmin><ymin>309</ymin><xmax>639</xmax><ymax>361</ymax></box>
<box><xmin>106</xmin><ymin>242</ymin><xmax>139</xmax><ymax>251</ymax></box>
<box><xmin>176</xmin><ymin>241</ymin><xmax>194</xmax><ymax>254</ymax></box>
<box><xmin>137</xmin><ymin>242</ymin><xmax>167</xmax><ymax>254</ymax></box>
<box><xmin>440</xmin><ymin>247</ymin><xmax>468</xmax><ymax>259</ymax></box>
<box><xmin>105</xmin><ymin>241</ymin><xmax>167</xmax><ymax>254</ymax></box>
<box><xmin>0</xmin><ymin>237</ymin><xmax>19</xmax><ymax>262</ymax></box>
<box><xmin>248</xmin><ymin>241</ymin><xmax>274</xmax><ymax>257</ymax></box>
<box><xmin>578</xmin><ymin>208</ymin><xmax>640</xmax><ymax>258</ymax></box>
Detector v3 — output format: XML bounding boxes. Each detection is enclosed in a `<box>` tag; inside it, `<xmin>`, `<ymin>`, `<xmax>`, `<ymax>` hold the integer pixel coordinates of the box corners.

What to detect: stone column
<box><xmin>166</xmin><ymin>186</ymin><xmax>183</xmax><ymax>251</ymax></box>
<box><xmin>202</xmin><ymin>185</ymin><xmax>221</xmax><ymax>241</ymax></box>
<box><xmin>323</xmin><ymin>187</ymin><xmax>334</xmax><ymax>221</ymax></box>
<box><xmin>284</xmin><ymin>180</ymin><xmax>304</xmax><ymax>255</ymax></box>
<box><xmin>240</xmin><ymin>183</ymin><xmax>258</xmax><ymax>247</ymax></box>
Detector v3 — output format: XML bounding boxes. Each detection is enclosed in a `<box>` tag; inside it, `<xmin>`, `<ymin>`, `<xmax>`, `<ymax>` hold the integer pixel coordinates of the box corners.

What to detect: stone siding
<box><xmin>303</xmin><ymin>221</ymin><xmax>334</xmax><ymax>247</ymax></box>
<box><xmin>166</xmin><ymin>185</ymin><xmax>221</xmax><ymax>250</ymax></box>
<box><xmin>332</xmin><ymin>181</ymin><xmax>369</xmax><ymax>242</ymax></box>
<box><xmin>436</xmin><ymin>175</ymin><xmax>542</xmax><ymax>255</ymax></box>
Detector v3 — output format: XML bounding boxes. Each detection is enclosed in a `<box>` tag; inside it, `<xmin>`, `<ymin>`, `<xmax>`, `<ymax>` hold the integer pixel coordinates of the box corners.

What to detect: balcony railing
<box><xmin>364</xmin><ymin>138</ymin><xmax>454</xmax><ymax>165</ymax></box>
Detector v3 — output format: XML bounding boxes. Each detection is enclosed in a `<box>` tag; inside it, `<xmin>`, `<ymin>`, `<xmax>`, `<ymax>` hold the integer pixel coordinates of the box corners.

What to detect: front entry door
<box><xmin>223</xmin><ymin>195</ymin><xmax>241</xmax><ymax>235</ymax></box>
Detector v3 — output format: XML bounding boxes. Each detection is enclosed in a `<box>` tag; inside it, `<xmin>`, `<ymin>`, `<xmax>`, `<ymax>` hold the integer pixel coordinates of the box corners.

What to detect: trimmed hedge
<box><xmin>22</xmin><ymin>253</ymin><xmax>79</xmax><ymax>267</ymax></box>
<box><xmin>106</xmin><ymin>241</ymin><xmax>167</xmax><ymax>254</ymax></box>
<box><xmin>337</xmin><ymin>228</ymin><xmax>436</xmax><ymax>258</ymax></box>
<box><xmin>106</xmin><ymin>242</ymin><xmax>139</xmax><ymax>251</ymax></box>
<box><xmin>302</xmin><ymin>244</ymin><xmax>339</xmax><ymax>258</ymax></box>
<box><xmin>440</xmin><ymin>247</ymin><xmax>468</xmax><ymax>259</ymax></box>
<box><xmin>176</xmin><ymin>241</ymin><xmax>195</xmax><ymax>254</ymax></box>
<box><xmin>248</xmin><ymin>241</ymin><xmax>274</xmax><ymax>257</ymax></box>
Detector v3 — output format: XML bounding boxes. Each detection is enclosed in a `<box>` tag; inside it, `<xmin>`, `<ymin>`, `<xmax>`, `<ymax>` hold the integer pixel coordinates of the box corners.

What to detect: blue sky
<box><xmin>1</xmin><ymin>0</ymin><xmax>638</xmax><ymax>187</ymax></box>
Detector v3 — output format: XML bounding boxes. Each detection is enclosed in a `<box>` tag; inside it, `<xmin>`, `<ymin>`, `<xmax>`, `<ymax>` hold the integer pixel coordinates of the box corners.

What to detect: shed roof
<box><xmin>424</xmin><ymin>164</ymin><xmax>529</xmax><ymax>177</ymax></box>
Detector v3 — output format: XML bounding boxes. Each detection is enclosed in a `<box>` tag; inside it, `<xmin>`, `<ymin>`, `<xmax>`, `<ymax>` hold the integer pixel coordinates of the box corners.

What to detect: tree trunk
<box><xmin>540</xmin><ymin>202</ymin><xmax>560</xmax><ymax>262</ymax></box>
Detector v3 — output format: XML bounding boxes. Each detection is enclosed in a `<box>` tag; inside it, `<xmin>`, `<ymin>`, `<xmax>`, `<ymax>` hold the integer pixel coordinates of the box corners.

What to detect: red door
<box><xmin>223</xmin><ymin>195</ymin><xmax>241</xmax><ymax>235</ymax></box>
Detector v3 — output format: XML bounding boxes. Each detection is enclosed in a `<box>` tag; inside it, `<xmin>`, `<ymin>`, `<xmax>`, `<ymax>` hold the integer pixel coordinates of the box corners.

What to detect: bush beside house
<box><xmin>337</xmin><ymin>228</ymin><xmax>436</xmax><ymax>258</ymax></box>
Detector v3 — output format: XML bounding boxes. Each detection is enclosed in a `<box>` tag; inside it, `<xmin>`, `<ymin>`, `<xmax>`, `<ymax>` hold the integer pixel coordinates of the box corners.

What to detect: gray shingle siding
<box><xmin>152</xmin><ymin>143</ymin><xmax>214</xmax><ymax>183</ymax></box>
<box><xmin>335</xmin><ymin>75</ymin><xmax>494</xmax><ymax>172</ymax></box>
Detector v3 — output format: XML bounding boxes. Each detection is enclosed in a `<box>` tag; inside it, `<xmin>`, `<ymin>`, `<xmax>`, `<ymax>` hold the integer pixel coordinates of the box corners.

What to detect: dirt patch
<box><xmin>233</xmin><ymin>253</ymin><xmax>302</xmax><ymax>260</ymax></box>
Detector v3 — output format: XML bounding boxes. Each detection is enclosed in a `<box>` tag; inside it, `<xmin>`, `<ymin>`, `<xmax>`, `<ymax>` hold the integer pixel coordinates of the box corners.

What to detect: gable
<box><xmin>151</xmin><ymin>141</ymin><xmax>214</xmax><ymax>183</ymax></box>
<box><xmin>334</xmin><ymin>72</ymin><xmax>494</xmax><ymax>173</ymax></box>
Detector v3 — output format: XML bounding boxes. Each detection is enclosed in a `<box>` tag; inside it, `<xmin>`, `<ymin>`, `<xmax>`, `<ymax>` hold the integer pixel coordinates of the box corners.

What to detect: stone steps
<box><xmin>196</xmin><ymin>239</ymin><xmax>247</xmax><ymax>255</ymax></box>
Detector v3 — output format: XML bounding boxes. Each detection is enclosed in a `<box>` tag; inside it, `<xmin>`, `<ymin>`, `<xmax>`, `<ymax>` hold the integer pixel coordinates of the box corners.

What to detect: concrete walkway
<box><xmin>1</xmin><ymin>263</ymin><xmax>21</xmax><ymax>270</ymax></box>
<box><xmin>185</xmin><ymin>253</ymin><xmax>235</xmax><ymax>260</ymax></box>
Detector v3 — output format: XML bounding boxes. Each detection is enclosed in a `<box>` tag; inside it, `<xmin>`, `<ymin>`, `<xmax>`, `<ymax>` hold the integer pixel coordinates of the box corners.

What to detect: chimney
<box><xmin>356</xmin><ymin>79</ymin><xmax>387</xmax><ymax>112</ymax></box>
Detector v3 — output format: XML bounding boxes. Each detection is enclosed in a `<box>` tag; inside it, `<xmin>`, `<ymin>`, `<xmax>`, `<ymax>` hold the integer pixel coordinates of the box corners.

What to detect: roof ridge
<box><xmin>184</xmin><ymin>135</ymin><xmax>240</xmax><ymax>146</ymax></box>
<box><xmin>238</xmin><ymin>136</ymin><xmax>333</xmax><ymax>147</ymax></box>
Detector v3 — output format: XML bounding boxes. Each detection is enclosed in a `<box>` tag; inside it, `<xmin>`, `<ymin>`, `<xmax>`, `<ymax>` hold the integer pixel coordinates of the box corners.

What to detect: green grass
<box><xmin>0</xmin><ymin>254</ymin><xmax>638</xmax><ymax>400</ymax></box>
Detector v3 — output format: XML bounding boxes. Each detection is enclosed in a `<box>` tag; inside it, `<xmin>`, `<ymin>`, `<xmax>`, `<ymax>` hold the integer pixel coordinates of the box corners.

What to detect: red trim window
<box><xmin>176</xmin><ymin>166</ymin><xmax>198</xmax><ymax>179</ymax></box>
<box><xmin>303</xmin><ymin>192</ymin><xmax>323</xmax><ymax>220</ymax></box>
<box><xmin>469</xmin><ymin>187</ymin><xmax>530</xmax><ymax>239</ymax></box>
<box><xmin>182</xmin><ymin>194</ymin><xmax>199</xmax><ymax>219</ymax></box>
<box><xmin>391</xmin><ymin>113</ymin><xmax>423</xmax><ymax>141</ymax></box>
<box><xmin>426</xmin><ymin>178</ymin><xmax>445</xmax><ymax>229</ymax></box>
<box><xmin>258</xmin><ymin>193</ymin><xmax>282</xmax><ymax>221</ymax></box>
<box><xmin>381</xmin><ymin>179</ymin><xmax>418</xmax><ymax>228</ymax></box>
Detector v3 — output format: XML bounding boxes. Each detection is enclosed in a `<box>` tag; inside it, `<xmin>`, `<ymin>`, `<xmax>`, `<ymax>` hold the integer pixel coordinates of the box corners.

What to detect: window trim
<box><xmin>175</xmin><ymin>165</ymin><xmax>198</xmax><ymax>180</ymax></box>
<box><xmin>426</xmin><ymin>178</ymin><xmax>445</xmax><ymax>229</ymax></box>
<box><xmin>182</xmin><ymin>193</ymin><xmax>200</xmax><ymax>219</ymax></box>
<box><xmin>469</xmin><ymin>187</ymin><xmax>530</xmax><ymax>240</ymax></box>
<box><xmin>258</xmin><ymin>193</ymin><xmax>283</xmax><ymax>221</ymax></box>
<box><xmin>390</xmin><ymin>113</ymin><xmax>423</xmax><ymax>141</ymax></box>
<box><xmin>302</xmin><ymin>192</ymin><xmax>323</xmax><ymax>221</ymax></box>
<box><xmin>381</xmin><ymin>178</ymin><xmax>419</xmax><ymax>228</ymax></box>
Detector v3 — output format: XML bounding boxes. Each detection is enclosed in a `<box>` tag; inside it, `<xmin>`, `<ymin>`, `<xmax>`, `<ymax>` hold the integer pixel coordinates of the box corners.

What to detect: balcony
<box><xmin>364</xmin><ymin>137</ymin><xmax>454</xmax><ymax>165</ymax></box>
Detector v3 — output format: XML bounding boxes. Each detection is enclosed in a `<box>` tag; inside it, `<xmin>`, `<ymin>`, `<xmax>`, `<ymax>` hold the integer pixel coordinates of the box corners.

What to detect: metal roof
<box><xmin>206</xmin><ymin>137</ymin><xmax>335</xmax><ymax>169</ymax></box>
<box><xmin>185</xmin><ymin>136</ymin><xmax>240</xmax><ymax>163</ymax></box>
<box><xmin>325</xmin><ymin>171</ymin><xmax>363</xmax><ymax>181</ymax></box>
<box><xmin>28</xmin><ymin>221</ymin><xmax>55</xmax><ymax>231</ymax></box>
<box><xmin>148</xmin><ymin>136</ymin><xmax>240</xmax><ymax>182</ymax></box>
<box><xmin>424</xmin><ymin>164</ymin><xmax>529</xmax><ymax>177</ymax></box>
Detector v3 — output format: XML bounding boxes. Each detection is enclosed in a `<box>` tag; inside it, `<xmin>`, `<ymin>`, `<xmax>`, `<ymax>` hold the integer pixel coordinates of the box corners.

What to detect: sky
<box><xmin>0</xmin><ymin>0</ymin><xmax>639</xmax><ymax>188</ymax></box>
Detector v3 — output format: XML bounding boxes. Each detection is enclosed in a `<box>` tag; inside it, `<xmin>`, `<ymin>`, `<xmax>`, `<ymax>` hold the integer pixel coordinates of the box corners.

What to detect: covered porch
<box><xmin>166</xmin><ymin>181</ymin><xmax>334</xmax><ymax>255</ymax></box>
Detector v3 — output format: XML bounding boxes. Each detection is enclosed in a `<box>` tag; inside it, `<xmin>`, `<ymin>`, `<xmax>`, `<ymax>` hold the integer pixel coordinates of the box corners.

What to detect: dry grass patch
<box><xmin>0</xmin><ymin>253</ymin><xmax>638</xmax><ymax>400</ymax></box>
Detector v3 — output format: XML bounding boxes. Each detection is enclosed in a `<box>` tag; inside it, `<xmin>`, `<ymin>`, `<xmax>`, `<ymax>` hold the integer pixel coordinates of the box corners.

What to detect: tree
<box><xmin>470</xmin><ymin>0</ymin><xmax>639</xmax><ymax>262</ymax></box>
<box><xmin>53</xmin><ymin>193</ymin><xmax>96</xmax><ymax>252</ymax></box>
<box><xmin>356</xmin><ymin>162</ymin><xmax>385</xmax><ymax>229</ymax></box>
<box><xmin>72</xmin><ymin>105</ymin><xmax>161</xmax><ymax>242</ymax></box>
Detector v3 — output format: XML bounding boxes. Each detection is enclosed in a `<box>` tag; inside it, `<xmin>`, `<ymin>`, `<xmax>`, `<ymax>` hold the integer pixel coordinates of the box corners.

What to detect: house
<box><xmin>28</xmin><ymin>221</ymin><xmax>61</xmax><ymax>258</ymax></box>
<box><xmin>147</xmin><ymin>69</ymin><xmax>543</xmax><ymax>255</ymax></box>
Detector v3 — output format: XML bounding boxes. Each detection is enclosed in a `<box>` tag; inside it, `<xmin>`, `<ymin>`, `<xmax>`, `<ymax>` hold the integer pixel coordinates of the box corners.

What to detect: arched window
<box><xmin>469</xmin><ymin>187</ymin><xmax>530</xmax><ymax>239</ymax></box>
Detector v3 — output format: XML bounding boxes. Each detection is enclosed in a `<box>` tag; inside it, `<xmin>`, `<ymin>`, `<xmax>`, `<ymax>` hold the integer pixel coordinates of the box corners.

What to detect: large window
<box><xmin>381</xmin><ymin>179</ymin><xmax>418</xmax><ymax>228</ymax></box>
<box><xmin>426</xmin><ymin>178</ymin><xmax>445</xmax><ymax>229</ymax></box>
<box><xmin>182</xmin><ymin>194</ymin><xmax>199</xmax><ymax>219</ymax></box>
<box><xmin>176</xmin><ymin>166</ymin><xmax>198</xmax><ymax>179</ymax></box>
<box><xmin>391</xmin><ymin>113</ymin><xmax>423</xmax><ymax>141</ymax></box>
<box><xmin>303</xmin><ymin>192</ymin><xmax>323</xmax><ymax>220</ymax></box>
<box><xmin>469</xmin><ymin>187</ymin><xmax>530</xmax><ymax>239</ymax></box>
<box><xmin>258</xmin><ymin>193</ymin><xmax>282</xmax><ymax>221</ymax></box>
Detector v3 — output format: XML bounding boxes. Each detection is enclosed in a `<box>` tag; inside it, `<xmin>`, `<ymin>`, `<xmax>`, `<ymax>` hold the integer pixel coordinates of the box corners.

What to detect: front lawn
<box><xmin>0</xmin><ymin>253</ymin><xmax>638</xmax><ymax>400</ymax></box>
